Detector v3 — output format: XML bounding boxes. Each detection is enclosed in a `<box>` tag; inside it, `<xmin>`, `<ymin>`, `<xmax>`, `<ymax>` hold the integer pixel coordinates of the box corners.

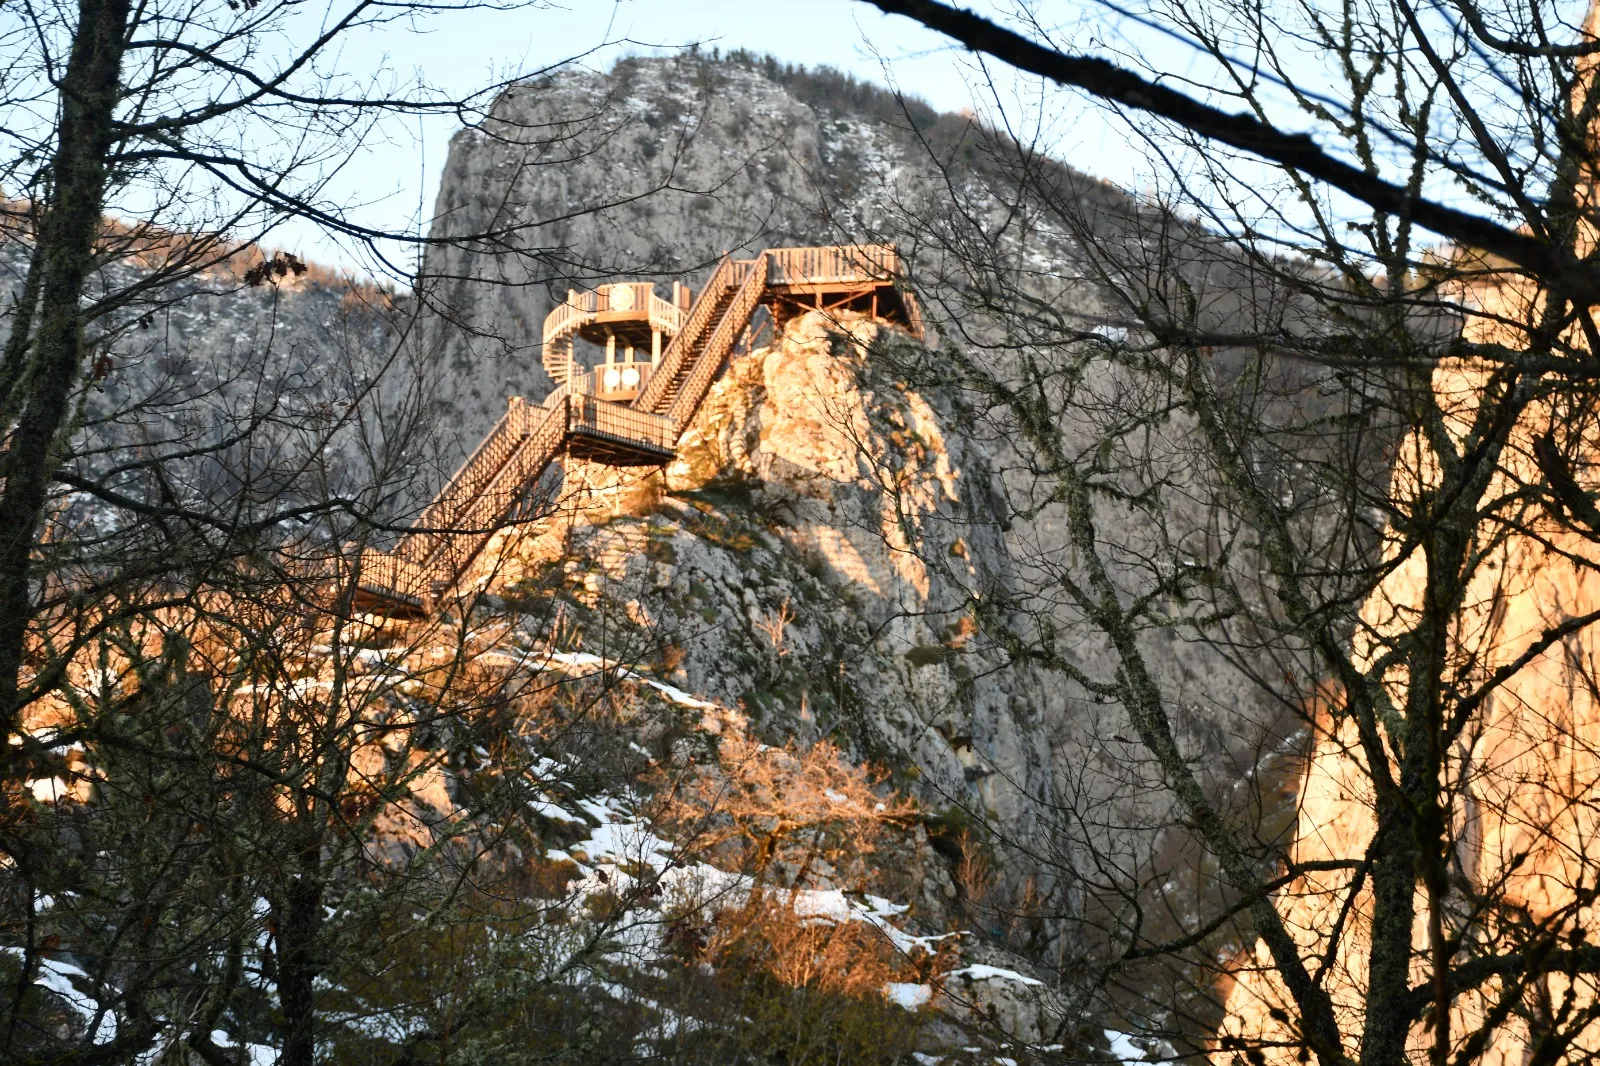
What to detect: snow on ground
<box><xmin>1105</xmin><ymin>1029</ymin><xmax>1151</xmax><ymax>1064</ymax></box>
<box><xmin>28</xmin><ymin>777</ymin><xmax>69</xmax><ymax>802</ymax></box>
<box><xmin>498</xmin><ymin>643</ymin><xmax>964</xmax><ymax>1016</ymax></box>
<box><xmin>947</xmin><ymin>963</ymin><xmax>1043</xmax><ymax>987</ymax></box>
<box><xmin>527</xmin><ymin>796</ymin><xmax>586</xmax><ymax>823</ymax></box>
<box><xmin>0</xmin><ymin>946</ymin><xmax>115</xmax><ymax>1043</ymax></box>
<box><xmin>209</xmin><ymin>1030</ymin><xmax>277</xmax><ymax>1066</ymax></box>
<box><xmin>531</xmin><ymin>648</ymin><xmax>721</xmax><ymax>710</ymax></box>
<box><xmin>885</xmin><ymin>981</ymin><xmax>932</xmax><ymax>1009</ymax></box>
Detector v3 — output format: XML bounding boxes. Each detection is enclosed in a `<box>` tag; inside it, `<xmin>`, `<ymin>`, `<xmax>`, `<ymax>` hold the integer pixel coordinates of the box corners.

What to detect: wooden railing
<box><xmin>542</xmin><ymin>284</ymin><xmax>687</xmax><ymax>347</ymax></box>
<box><xmin>634</xmin><ymin>255</ymin><xmax>738</xmax><ymax>415</ymax></box>
<box><xmin>766</xmin><ymin>244</ymin><xmax>899</xmax><ymax>287</ymax></box>
<box><xmin>541</xmin><ymin>284</ymin><xmax>688</xmax><ymax>385</ymax></box>
<box><xmin>902</xmin><ymin>289</ymin><xmax>926</xmax><ymax>339</ymax></box>
<box><xmin>567</xmin><ymin>361</ymin><xmax>655</xmax><ymax>401</ymax></box>
<box><xmin>666</xmin><ymin>253</ymin><xmax>767</xmax><ymax>428</ymax></box>
<box><xmin>362</xmin><ymin>391</ymin><xmax>675</xmax><ymax>601</ymax></box>
<box><xmin>541</xmin><ymin>297</ymin><xmax>584</xmax><ymax>348</ymax></box>
<box><xmin>397</xmin><ymin>398</ymin><xmax>548</xmax><ymax>567</ymax></box>
<box><xmin>411</xmin><ymin>397</ymin><xmax>567</xmax><ymax>580</ymax></box>
<box><xmin>398</xmin><ymin>397</ymin><xmax>542</xmax><ymax>563</ymax></box>
<box><xmin>568</xmin><ymin>395</ymin><xmax>676</xmax><ymax>452</ymax></box>
<box><xmin>355</xmin><ymin>548</ymin><xmax>432</xmax><ymax>606</ymax></box>
<box><xmin>647</xmin><ymin>292</ymin><xmax>689</xmax><ymax>336</ymax></box>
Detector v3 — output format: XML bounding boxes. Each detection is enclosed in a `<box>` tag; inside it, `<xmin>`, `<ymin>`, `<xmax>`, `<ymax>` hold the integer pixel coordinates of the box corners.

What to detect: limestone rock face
<box><xmin>423</xmin><ymin>51</ymin><xmax>1347</xmax><ymax>999</ymax></box>
<box><xmin>416</xmin><ymin>55</ymin><xmax>879</xmax><ymax>456</ymax></box>
<box><xmin>419</xmin><ymin>52</ymin><xmax>1304</xmax><ymax>809</ymax></box>
<box><xmin>666</xmin><ymin>310</ymin><xmax>1052</xmax><ymax>828</ymax></box>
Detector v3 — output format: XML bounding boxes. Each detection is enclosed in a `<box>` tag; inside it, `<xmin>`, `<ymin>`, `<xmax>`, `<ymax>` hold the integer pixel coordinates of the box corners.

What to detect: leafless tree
<box><xmin>0</xmin><ymin>0</ymin><xmax>745</xmax><ymax>1060</ymax></box>
<box><xmin>854</xmin><ymin>1</ymin><xmax>1600</xmax><ymax>1064</ymax></box>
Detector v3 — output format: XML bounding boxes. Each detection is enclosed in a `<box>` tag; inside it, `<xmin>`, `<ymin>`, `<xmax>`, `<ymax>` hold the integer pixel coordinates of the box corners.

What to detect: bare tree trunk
<box><xmin>277</xmin><ymin>852</ymin><xmax>324</xmax><ymax>1066</ymax></box>
<box><xmin>0</xmin><ymin>0</ymin><xmax>129</xmax><ymax>752</ymax></box>
<box><xmin>1363</xmin><ymin>798</ymin><xmax>1419</xmax><ymax>1066</ymax></box>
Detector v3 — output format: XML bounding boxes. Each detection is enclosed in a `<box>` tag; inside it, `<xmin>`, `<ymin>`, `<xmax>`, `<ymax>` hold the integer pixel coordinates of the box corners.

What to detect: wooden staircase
<box><xmin>355</xmin><ymin>244</ymin><xmax>920</xmax><ymax>612</ymax></box>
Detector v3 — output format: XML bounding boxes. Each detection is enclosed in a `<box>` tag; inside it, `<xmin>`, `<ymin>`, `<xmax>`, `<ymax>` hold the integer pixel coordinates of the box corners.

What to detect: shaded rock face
<box><xmin>0</xmin><ymin>238</ymin><xmax>428</xmax><ymax>521</ymax></box>
<box><xmin>666</xmin><ymin>311</ymin><xmax>1052</xmax><ymax>829</ymax></box>
<box><xmin>418</xmin><ymin>50</ymin><xmax>1304</xmax><ymax>761</ymax></box>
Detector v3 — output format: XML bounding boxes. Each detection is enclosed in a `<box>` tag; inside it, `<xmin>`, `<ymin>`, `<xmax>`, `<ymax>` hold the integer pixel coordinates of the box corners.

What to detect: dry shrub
<box><xmin>653</xmin><ymin>716</ymin><xmax>957</xmax><ymax>1051</ymax></box>
<box><xmin>674</xmin><ymin>895</ymin><xmax>942</xmax><ymax>1066</ymax></box>
<box><xmin>707</xmin><ymin>896</ymin><xmax>927</xmax><ymax>998</ymax></box>
<box><xmin>955</xmin><ymin>828</ymin><xmax>993</xmax><ymax>906</ymax></box>
<box><xmin>656</xmin><ymin>727</ymin><xmax>911</xmax><ymax>890</ymax></box>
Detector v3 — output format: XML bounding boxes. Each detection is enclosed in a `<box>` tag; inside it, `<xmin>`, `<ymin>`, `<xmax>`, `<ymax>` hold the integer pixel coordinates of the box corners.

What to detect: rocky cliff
<box><xmin>415</xmin><ymin>52</ymin><xmax>1139</xmax><ymax>447</ymax></box>
<box><xmin>1218</xmin><ymin>347</ymin><xmax>1600</xmax><ymax>1065</ymax></box>
<box><xmin>13</xmin><ymin>48</ymin><xmax>1344</xmax><ymax>1044</ymax></box>
<box><xmin>468</xmin><ymin>309</ymin><xmax>1065</xmax><ymax>940</ymax></box>
<box><xmin>416</xmin><ymin>50</ymin><xmax>1316</xmax><ymax>989</ymax></box>
<box><xmin>415</xmin><ymin>53</ymin><xmax>906</xmax><ymax>442</ymax></box>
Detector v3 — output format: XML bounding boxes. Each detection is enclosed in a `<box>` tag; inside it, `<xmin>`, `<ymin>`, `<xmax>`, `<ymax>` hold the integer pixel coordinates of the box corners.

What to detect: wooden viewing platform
<box><xmin>356</xmin><ymin>244</ymin><xmax>922</xmax><ymax>612</ymax></box>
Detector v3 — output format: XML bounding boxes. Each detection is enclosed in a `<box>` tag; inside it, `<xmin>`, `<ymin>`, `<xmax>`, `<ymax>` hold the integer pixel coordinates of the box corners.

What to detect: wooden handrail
<box><xmin>667</xmin><ymin>253</ymin><xmax>766</xmax><ymax>428</ymax></box>
<box><xmin>542</xmin><ymin>284</ymin><xmax>690</xmax><ymax>385</ymax></box>
<box><xmin>901</xmin><ymin>289</ymin><xmax>926</xmax><ymax>340</ymax></box>
<box><xmin>543</xmin><ymin>285</ymin><xmax>689</xmax><ymax>348</ymax></box>
<box><xmin>541</xmin><ymin>297</ymin><xmax>586</xmax><ymax>347</ymax></box>
<box><xmin>766</xmin><ymin>244</ymin><xmax>898</xmax><ymax>287</ymax></box>
<box><xmin>397</xmin><ymin>397</ymin><xmax>535</xmax><ymax>563</ymax></box>
<box><xmin>356</xmin><ymin>548</ymin><xmax>431</xmax><ymax>605</ymax></box>
<box><xmin>566</xmin><ymin>361</ymin><xmax>655</xmax><ymax>400</ymax></box>
<box><xmin>647</xmin><ymin>291</ymin><xmax>687</xmax><ymax>336</ymax></box>
<box><xmin>415</xmin><ymin>397</ymin><xmax>566</xmax><ymax>580</ymax></box>
<box><xmin>569</xmin><ymin>395</ymin><xmax>677</xmax><ymax>451</ymax></box>
<box><xmin>634</xmin><ymin>254</ymin><xmax>738</xmax><ymax>414</ymax></box>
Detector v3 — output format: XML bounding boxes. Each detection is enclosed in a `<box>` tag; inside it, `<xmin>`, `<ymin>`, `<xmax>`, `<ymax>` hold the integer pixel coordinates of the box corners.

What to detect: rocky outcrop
<box><xmin>413</xmin><ymin>52</ymin><xmax>1110</xmax><ymax>458</ymax></box>
<box><xmin>473</xmin><ymin>311</ymin><xmax>1058</xmax><ymax>891</ymax></box>
<box><xmin>1218</xmin><ymin>350</ymin><xmax>1600</xmax><ymax>1063</ymax></box>
<box><xmin>417</xmin><ymin>56</ymin><xmax>850</xmax><ymax>449</ymax></box>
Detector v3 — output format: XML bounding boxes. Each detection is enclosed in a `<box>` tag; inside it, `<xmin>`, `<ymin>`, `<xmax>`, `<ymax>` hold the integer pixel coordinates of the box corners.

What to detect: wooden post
<box><xmin>651</xmin><ymin>328</ymin><xmax>661</xmax><ymax>365</ymax></box>
<box><xmin>605</xmin><ymin>331</ymin><xmax>615</xmax><ymax>364</ymax></box>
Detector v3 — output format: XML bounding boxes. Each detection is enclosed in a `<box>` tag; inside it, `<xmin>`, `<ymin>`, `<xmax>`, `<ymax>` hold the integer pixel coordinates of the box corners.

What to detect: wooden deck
<box><xmin>357</xmin><ymin>243</ymin><xmax>921</xmax><ymax>611</ymax></box>
<box><xmin>764</xmin><ymin>245</ymin><xmax>923</xmax><ymax>335</ymax></box>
